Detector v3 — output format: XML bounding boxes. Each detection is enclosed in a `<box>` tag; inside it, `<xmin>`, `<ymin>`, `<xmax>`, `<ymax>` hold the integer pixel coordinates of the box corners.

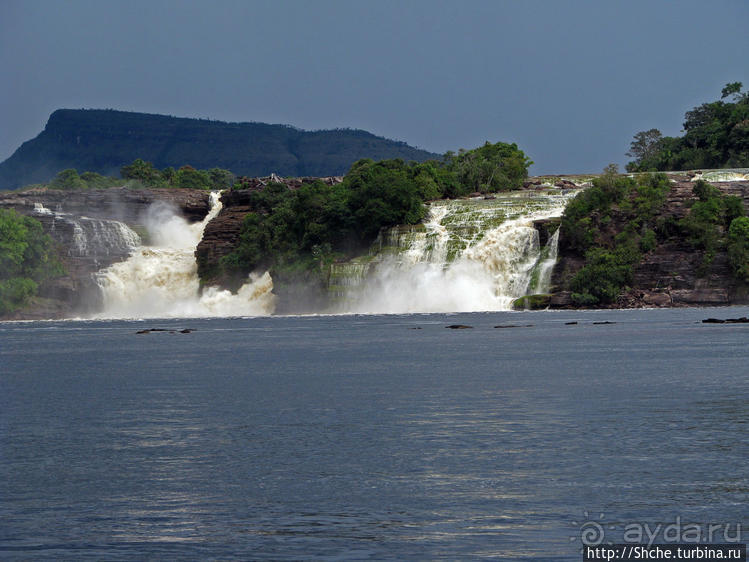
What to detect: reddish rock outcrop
<box><xmin>195</xmin><ymin>176</ymin><xmax>343</xmax><ymax>288</ymax></box>
<box><xmin>551</xmin><ymin>180</ymin><xmax>749</xmax><ymax>308</ymax></box>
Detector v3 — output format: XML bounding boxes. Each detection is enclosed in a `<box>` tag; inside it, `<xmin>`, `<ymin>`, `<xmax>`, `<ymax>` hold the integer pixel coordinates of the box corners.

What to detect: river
<box><xmin>2</xmin><ymin>307</ymin><xmax>748</xmax><ymax>559</ymax></box>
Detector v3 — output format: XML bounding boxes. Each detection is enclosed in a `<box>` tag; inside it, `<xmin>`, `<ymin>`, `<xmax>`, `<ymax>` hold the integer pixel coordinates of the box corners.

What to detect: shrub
<box><xmin>634</xmin><ymin>173</ymin><xmax>671</xmax><ymax>219</ymax></box>
<box><xmin>569</xmin><ymin>247</ymin><xmax>635</xmax><ymax>305</ymax></box>
<box><xmin>561</xmin><ymin>169</ymin><xmax>673</xmax><ymax>305</ymax></box>
<box><xmin>561</xmin><ymin>166</ymin><xmax>637</xmax><ymax>252</ymax></box>
<box><xmin>640</xmin><ymin>228</ymin><xmax>657</xmax><ymax>252</ymax></box>
<box><xmin>0</xmin><ymin>209</ymin><xmax>64</xmax><ymax>314</ymax></box>
<box><xmin>727</xmin><ymin>216</ymin><xmax>749</xmax><ymax>282</ymax></box>
<box><xmin>678</xmin><ymin>181</ymin><xmax>746</xmax><ymax>275</ymax></box>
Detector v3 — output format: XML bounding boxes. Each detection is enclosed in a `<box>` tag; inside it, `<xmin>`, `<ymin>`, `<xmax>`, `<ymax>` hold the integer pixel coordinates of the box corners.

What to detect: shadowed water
<box><xmin>1</xmin><ymin>307</ymin><xmax>748</xmax><ymax>559</ymax></box>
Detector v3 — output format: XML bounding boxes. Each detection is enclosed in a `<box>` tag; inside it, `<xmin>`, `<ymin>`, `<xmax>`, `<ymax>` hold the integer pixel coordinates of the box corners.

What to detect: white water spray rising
<box><xmin>330</xmin><ymin>189</ymin><xmax>576</xmax><ymax>313</ymax></box>
<box><xmin>94</xmin><ymin>192</ymin><xmax>275</xmax><ymax>318</ymax></box>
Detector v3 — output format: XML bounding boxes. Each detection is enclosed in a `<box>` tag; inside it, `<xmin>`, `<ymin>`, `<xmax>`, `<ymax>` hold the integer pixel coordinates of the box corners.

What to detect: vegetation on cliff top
<box><xmin>0</xmin><ymin>209</ymin><xmax>64</xmax><ymax>314</ymax></box>
<box><xmin>626</xmin><ymin>82</ymin><xmax>749</xmax><ymax>171</ymax></box>
<box><xmin>214</xmin><ymin>142</ymin><xmax>532</xmax><ymax>288</ymax></box>
<box><xmin>561</xmin><ymin>169</ymin><xmax>747</xmax><ymax>305</ymax></box>
<box><xmin>29</xmin><ymin>159</ymin><xmax>236</xmax><ymax>191</ymax></box>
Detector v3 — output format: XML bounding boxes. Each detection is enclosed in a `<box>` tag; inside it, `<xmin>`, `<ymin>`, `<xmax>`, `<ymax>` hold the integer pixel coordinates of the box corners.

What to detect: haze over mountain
<box><xmin>0</xmin><ymin>109</ymin><xmax>438</xmax><ymax>190</ymax></box>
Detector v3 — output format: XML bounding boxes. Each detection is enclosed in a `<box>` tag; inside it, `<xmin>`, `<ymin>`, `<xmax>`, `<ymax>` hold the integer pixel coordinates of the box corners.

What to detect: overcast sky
<box><xmin>1</xmin><ymin>0</ymin><xmax>748</xmax><ymax>174</ymax></box>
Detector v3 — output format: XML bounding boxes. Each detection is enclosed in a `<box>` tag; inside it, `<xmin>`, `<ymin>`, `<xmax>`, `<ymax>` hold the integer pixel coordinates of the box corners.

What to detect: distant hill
<box><xmin>0</xmin><ymin>109</ymin><xmax>439</xmax><ymax>190</ymax></box>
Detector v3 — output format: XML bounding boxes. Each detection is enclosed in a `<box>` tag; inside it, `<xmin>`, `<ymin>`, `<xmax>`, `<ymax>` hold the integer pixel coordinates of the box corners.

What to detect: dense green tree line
<box><xmin>0</xmin><ymin>210</ymin><xmax>64</xmax><ymax>314</ymax></box>
<box><xmin>562</xmin><ymin>169</ymin><xmax>747</xmax><ymax>305</ymax></box>
<box><xmin>217</xmin><ymin>142</ymin><xmax>532</xmax><ymax>285</ymax></box>
<box><xmin>626</xmin><ymin>82</ymin><xmax>749</xmax><ymax>171</ymax></box>
<box><xmin>37</xmin><ymin>159</ymin><xmax>236</xmax><ymax>191</ymax></box>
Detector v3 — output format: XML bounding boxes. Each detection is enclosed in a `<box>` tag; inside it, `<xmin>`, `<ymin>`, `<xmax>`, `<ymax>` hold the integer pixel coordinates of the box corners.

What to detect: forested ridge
<box><xmin>0</xmin><ymin>109</ymin><xmax>438</xmax><ymax>190</ymax></box>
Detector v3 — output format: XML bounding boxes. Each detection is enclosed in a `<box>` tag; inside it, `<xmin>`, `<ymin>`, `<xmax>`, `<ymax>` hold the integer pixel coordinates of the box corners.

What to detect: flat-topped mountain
<box><xmin>0</xmin><ymin>109</ymin><xmax>438</xmax><ymax>190</ymax></box>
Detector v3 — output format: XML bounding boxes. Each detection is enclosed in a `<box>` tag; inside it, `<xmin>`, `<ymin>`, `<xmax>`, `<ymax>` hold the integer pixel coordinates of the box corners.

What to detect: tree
<box><xmin>721</xmin><ymin>82</ymin><xmax>743</xmax><ymax>100</ymax></box>
<box><xmin>161</xmin><ymin>167</ymin><xmax>176</xmax><ymax>183</ymax></box>
<box><xmin>120</xmin><ymin>158</ymin><xmax>163</xmax><ymax>186</ymax></box>
<box><xmin>625</xmin><ymin>129</ymin><xmax>663</xmax><ymax>170</ymax></box>
<box><xmin>208</xmin><ymin>168</ymin><xmax>235</xmax><ymax>190</ymax></box>
<box><xmin>0</xmin><ymin>209</ymin><xmax>64</xmax><ymax>314</ymax></box>
<box><xmin>625</xmin><ymin>82</ymin><xmax>749</xmax><ymax>171</ymax></box>
<box><xmin>173</xmin><ymin>165</ymin><xmax>211</xmax><ymax>189</ymax></box>
<box><xmin>448</xmin><ymin>141</ymin><xmax>532</xmax><ymax>192</ymax></box>
<box><xmin>344</xmin><ymin>159</ymin><xmax>426</xmax><ymax>239</ymax></box>
<box><xmin>79</xmin><ymin>171</ymin><xmax>111</xmax><ymax>188</ymax></box>
<box><xmin>49</xmin><ymin>168</ymin><xmax>87</xmax><ymax>190</ymax></box>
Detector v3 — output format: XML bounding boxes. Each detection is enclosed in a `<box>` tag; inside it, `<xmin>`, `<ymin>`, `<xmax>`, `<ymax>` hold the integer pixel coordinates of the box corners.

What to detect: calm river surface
<box><xmin>2</xmin><ymin>307</ymin><xmax>748</xmax><ymax>560</ymax></box>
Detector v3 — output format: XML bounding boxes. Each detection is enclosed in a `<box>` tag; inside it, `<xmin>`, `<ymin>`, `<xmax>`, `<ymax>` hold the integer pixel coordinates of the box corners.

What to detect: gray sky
<box><xmin>2</xmin><ymin>0</ymin><xmax>748</xmax><ymax>175</ymax></box>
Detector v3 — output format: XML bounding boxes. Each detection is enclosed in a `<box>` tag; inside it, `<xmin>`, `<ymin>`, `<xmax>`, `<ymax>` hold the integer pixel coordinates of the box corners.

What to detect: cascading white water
<box><xmin>529</xmin><ymin>227</ymin><xmax>560</xmax><ymax>295</ymax></box>
<box><xmin>33</xmin><ymin>202</ymin><xmax>141</xmax><ymax>257</ymax></box>
<box><xmin>90</xmin><ymin>187</ymin><xmax>576</xmax><ymax>317</ymax></box>
<box><xmin>94</xmin><ymin>192</ymin><xmax>275</xmax><ymax>318</ymax></box>
<box><xmin>330</xmin><ymin>189</ymin><xmax>576</xmax><ymax>313</ymax></box>
<box><xmin>692</xmin><ymin>169</ymin><xmax>749</xmax><ymax>182</ymax></box>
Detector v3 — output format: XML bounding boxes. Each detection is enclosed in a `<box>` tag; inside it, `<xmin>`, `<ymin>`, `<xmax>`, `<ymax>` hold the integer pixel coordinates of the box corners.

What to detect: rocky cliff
<box><xmin>0</xmin><ymin>109</ymin><xmax>438</xmax><ymax>190</ymax></box>
<box><xmin>550</xmin><ymin>179</ymin><xmax>749</xmax><ymax>308</ymax></box>
<box><xmin>0</xmin><ymin>186</ymin><xmax>210</xmax><ymax>225</ymax></box>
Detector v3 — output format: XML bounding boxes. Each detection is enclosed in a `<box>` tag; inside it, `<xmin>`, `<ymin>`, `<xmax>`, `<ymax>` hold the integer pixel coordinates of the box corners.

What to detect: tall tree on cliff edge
<box><xmin>626</xmin><ymin>83</ymin><xmax>749</xmax><ymax>172</ymax></box>
<box><xmin>626</xmin><ymin>129</ymin><xmax>663</xmax><ymax>167</ymax></box>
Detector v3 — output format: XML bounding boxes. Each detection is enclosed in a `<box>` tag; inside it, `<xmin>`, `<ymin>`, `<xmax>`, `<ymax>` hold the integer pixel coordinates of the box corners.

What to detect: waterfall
<box><xmin>33</xmin><ymin>202</ymin><xmax>141</xmax><ymax>258</ymax></box>
<box><xmin>528</xmin><ymin>227</ymin><xmax>560</xmax><ymax>295</ymax></box>
<box><xmin>330</xmin><ymin>188</ymin><xmax>577</xmax><ymax>313</ymax></box>
<box><xmin>90</xmin><ymin>187</ymin><xmax>576</xmax><ymax>318</ymax></box>
<box><xmin>94</xmin><ymin>192</ymin><xmax>275</xmax><ymax>319</ymax></box>
<box><xmin>693</xmin><ymin>169</ymin><xmax>749</xmax><ymax>182</ymax></box>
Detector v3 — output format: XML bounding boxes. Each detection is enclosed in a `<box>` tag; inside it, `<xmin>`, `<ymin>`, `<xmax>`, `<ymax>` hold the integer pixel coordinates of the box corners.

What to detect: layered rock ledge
<box><xmin>196</xmin><ymin>176</ymin><xmax>343</xmax><ymax>288</ymax></box>
<box><xmin>0</xmin><ymin>186</ymin><xmax>210</xmax><ymax>226</ymax></box>
<box><xmin>550</xmin><ymin>180</ymin><xmax>749</xmax><ymax>308</ymax></box>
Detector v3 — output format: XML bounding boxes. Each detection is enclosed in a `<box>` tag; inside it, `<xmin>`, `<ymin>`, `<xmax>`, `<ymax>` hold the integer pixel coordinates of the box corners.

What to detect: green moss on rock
<box><xmin>512</xmin><ymin>293</ymin><xmax>551</xmax><ymax>310</ymax></box>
